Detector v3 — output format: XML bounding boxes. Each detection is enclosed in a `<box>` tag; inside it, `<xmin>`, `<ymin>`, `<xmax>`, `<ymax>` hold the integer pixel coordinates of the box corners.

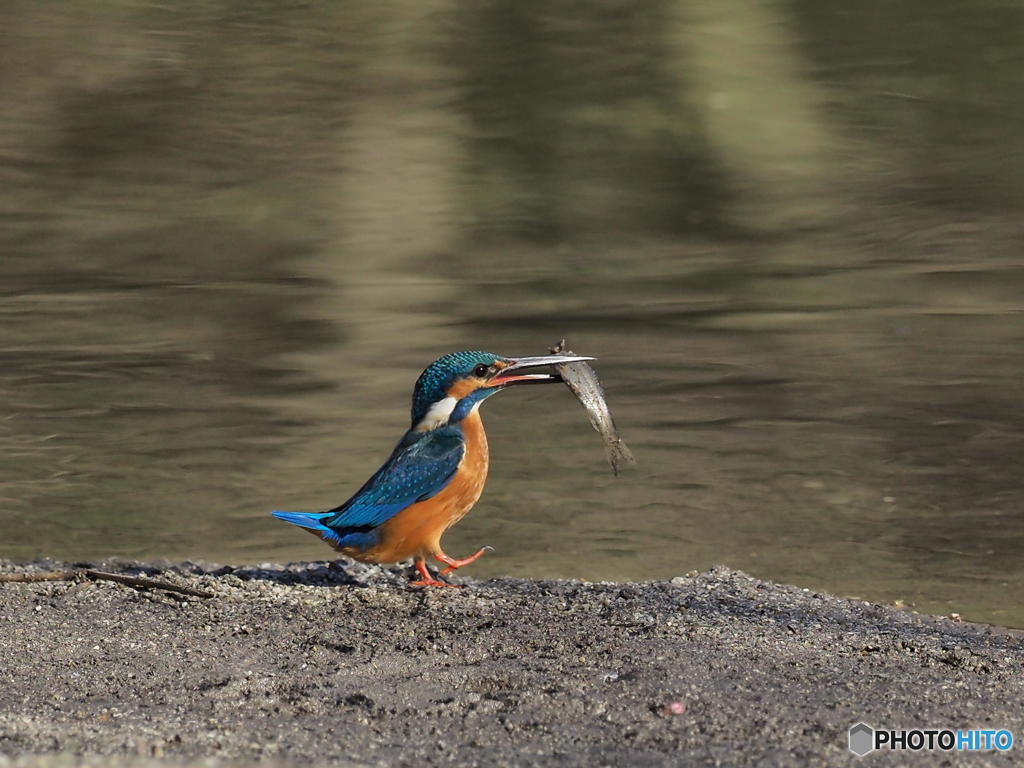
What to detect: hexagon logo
<box><xmin>849</xmin><ymin>722</ymin><xmax>875</xmax><ymax>756</ymax></box>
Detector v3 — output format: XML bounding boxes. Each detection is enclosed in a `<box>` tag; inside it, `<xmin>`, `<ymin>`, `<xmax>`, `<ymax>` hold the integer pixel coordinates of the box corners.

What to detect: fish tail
<box><xmin>605</xmin><ymin>439</ymin><xmax>636</xmax><ymax>476</ymax></box>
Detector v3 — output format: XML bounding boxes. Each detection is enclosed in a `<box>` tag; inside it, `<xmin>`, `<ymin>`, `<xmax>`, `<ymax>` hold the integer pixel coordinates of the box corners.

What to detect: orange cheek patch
<box><xmin>448</xmin><ymin>378</ymin><xmax>485</xmax><ymax>399</ymax></box>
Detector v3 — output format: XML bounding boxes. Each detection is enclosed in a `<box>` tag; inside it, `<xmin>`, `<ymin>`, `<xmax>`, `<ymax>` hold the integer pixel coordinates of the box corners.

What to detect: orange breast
<box><xmin>345</xmin><ymin>410</ymin><xmax>489</xmax><ymax>564</ymax></box>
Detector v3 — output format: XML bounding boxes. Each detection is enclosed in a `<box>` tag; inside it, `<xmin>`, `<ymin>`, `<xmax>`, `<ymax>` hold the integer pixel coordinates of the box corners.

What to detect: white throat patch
<box><xmin>414</xmin><ymin>396</ymin><xmax>458</xmax><ymax>432</ymax></box>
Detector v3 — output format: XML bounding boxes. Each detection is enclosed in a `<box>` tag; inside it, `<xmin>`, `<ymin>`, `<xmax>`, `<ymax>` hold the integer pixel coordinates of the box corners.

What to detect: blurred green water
<box><xmin>1</xmin><ymin>0</ymin><xmax>1023</xmax><ymax>626</ymax></box>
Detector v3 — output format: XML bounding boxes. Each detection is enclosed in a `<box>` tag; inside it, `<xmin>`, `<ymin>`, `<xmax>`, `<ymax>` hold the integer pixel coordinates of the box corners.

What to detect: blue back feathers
<box><xmin>411</xmin><ymin>350</ymin><xmax>502</xmax><ymax>424</ymax></box>
<box><xmin>272</xmin><ymin>425</ymin><xmax>466</xmax><ymax>550</ymax></box>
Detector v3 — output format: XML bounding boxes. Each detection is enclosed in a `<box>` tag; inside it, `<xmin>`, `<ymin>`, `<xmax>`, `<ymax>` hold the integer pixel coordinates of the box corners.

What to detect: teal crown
<box><xmin>411</xmin><ymin>350</ymin><xmax>501</xmax><ymax>424</ymax></box>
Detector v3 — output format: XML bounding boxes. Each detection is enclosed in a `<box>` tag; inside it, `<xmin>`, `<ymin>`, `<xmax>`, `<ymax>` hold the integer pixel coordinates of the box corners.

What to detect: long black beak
<box><xmin>490</xmin><ymin>354</ymin><xmax>595</xmax><ymax>386</ymax></box>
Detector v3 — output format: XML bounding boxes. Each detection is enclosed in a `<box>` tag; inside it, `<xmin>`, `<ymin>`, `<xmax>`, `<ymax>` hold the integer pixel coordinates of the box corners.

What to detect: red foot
<box><xmin>437</xmin><ymin>546</ymin><xmax>492</xmax><ymax>576</ymax></box>
<box><xmin>409</xmin><ymin>559</ymin><xmax>462</xmax><ymax>588</ymax></box>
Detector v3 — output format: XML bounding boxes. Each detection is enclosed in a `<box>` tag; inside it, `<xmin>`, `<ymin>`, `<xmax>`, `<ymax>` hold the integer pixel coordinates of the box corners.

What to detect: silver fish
<box><xmin>549</xmin><ymin>340</ymin><xmax>635</xmax><ymax>475</ymax></box>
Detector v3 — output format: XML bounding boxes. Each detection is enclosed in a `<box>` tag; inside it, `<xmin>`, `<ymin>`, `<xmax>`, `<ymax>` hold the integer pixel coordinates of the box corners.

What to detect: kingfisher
<box><xmin>272</xmin><ymin>350</ymin><xmax>592</xmax><ymax>587</ymax></box>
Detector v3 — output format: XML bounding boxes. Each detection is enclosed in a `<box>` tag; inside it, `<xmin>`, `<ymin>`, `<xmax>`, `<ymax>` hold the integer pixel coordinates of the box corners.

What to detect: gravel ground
<box><xmin>0</xmin><ymin>559</ymin><xmax>1021</xmax><ymax>767</ymax></box>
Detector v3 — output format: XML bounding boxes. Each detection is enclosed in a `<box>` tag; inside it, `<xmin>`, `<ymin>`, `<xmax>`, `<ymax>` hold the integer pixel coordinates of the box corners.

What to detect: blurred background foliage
<box><xmin>1</xmin><ymin>0</ymin><xmax>1023</xmax><ymax>625</ymax></box>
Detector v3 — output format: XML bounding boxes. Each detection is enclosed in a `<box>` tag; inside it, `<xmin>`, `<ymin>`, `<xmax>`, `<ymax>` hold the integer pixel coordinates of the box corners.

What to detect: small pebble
<box><xmin>664</xmin><ymin>701</ymin><xmax>686</xmax><ymax>716</ymax></box>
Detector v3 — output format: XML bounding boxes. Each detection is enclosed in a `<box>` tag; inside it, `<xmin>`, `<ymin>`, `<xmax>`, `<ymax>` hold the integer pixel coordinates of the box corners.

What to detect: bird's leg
<box><xmin>409</xmin><ymin>557</ymin><xmax>460</xmax><ymax>588</ymax></box>
<box><xmin>436</xmin><ymin>546</ymin><xmax>493</xmax><ymax>576</ymax></box>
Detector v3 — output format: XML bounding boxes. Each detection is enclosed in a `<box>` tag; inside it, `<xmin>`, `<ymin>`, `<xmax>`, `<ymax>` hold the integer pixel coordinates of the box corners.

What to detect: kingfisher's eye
<box><xmin>473</xmin><ymin>363</ymin><xmax>489</xmax><ymax>377</ymax></box>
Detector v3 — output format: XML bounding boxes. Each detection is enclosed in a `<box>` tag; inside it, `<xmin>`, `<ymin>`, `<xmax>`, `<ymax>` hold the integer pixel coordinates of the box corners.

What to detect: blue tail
<box><xmin>271</xmin><ymin>510</ymin><xmax>334</xmax><ymax>532</ymax></box>
<box><xmin>272</xmin><ymin>509</ymin><xmax>378</xmax><ymax>551</ymax></box>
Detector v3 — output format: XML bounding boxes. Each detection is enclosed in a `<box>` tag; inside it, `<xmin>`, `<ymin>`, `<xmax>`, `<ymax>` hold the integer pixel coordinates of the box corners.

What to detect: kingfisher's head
<box><xmin>410</xmin><ymin>349</ymin><xmax>592</xmax><ymax>432</ymax></box>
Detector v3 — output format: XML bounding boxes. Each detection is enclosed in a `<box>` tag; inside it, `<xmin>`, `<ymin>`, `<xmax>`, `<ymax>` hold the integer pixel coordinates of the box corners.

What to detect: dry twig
<box><xmin>0</xmin><ymin>569</ymin><xmax>214</xmax><ymax>599</ymax></box>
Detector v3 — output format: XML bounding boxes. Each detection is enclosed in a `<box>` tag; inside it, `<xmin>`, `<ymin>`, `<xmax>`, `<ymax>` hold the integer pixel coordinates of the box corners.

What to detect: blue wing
<box><xmin>272</xmin><ymin>426</ymin><xmax>465</xmax><ymax>547</ymax></box>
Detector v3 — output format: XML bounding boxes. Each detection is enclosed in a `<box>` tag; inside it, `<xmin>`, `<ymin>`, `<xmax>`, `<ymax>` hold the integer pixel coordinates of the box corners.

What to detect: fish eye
<box><xmin>473</xmin><ymin>363</ymin><xmax>489</xmax><ymax>377</ymax></box>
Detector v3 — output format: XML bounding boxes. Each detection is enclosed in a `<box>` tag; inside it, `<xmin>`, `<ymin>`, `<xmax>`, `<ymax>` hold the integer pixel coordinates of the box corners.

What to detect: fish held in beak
<box><xmin>488</xmin><ymin>354</ymin><xmax>594</xmax><ymax>387</ymax></box>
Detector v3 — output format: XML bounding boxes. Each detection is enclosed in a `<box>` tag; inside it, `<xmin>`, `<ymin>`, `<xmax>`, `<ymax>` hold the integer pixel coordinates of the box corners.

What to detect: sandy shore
<box><xmin>0</xmin><ymin>559</ymin><xmax>1021</xmax><ymax>767</ymax></box>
